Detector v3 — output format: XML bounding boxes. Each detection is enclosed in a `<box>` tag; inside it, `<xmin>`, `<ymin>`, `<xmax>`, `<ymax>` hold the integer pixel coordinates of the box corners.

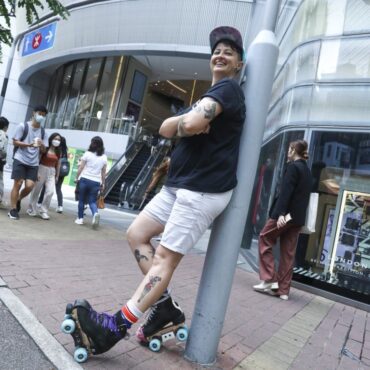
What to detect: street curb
<box><xmin>0</xmin><ymin>277</ymin><xmax>7</xmax><ymax>287</ymax></box>
<box><xmin>0</xmin><ymin>287</ymin><xmax>82</xmax><ymax>370</ymax></box>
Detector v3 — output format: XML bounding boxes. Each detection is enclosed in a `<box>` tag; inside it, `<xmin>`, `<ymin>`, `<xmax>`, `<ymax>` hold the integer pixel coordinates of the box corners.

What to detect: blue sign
<box><xmin>21</xmin><ymin>22</ymin><xmax>57</xmax><ymax>57</ymax></box>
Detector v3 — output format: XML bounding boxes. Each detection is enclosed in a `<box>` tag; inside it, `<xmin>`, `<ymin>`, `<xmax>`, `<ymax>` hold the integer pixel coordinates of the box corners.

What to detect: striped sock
<box><xmin>120</xmin><ymin>300</ymin><xmax>143</xmax><ymax>329</ymax></box>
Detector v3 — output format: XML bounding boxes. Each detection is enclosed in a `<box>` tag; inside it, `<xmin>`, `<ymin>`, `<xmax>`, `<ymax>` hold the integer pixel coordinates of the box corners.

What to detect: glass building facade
<box><xmin>242</xmin><ymin>0</ymin><xmax>370</xmax><ymax>305</ymax></box>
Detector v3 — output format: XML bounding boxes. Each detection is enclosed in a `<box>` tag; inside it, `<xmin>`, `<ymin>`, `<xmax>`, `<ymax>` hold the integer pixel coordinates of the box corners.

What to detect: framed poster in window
<box><xmin>329</xmin><ymin>188</ymin><xmax>370</xmax><ymax>276</ymax></box>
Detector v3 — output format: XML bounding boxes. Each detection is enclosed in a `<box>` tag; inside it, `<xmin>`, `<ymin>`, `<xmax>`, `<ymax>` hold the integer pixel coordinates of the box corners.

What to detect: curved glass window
<box><xmin>278</xmin><ymin>0</ymin><xmax>346</xmax><ymax>68</ymax></box>
<box><xmin>285</xmin><ymin>41</ymin><xmax>320</xmax><ymax>88</ymax></box>
<box><xmin>310</xmin><ymin>85</ymin><xmax>370</xmax><ymax>124</ymax></box>
<box><xmin>317</xmin><ymin>37</ymin><xmax>370</xmax><ymax>81</ymax></box>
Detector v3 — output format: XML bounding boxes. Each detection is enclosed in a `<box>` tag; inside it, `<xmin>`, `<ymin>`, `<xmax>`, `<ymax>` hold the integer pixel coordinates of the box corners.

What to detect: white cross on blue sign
<box><xmin>21</xmin><ymin>22</ymin><xmax>57</xmax><ymax>57</ymax></box>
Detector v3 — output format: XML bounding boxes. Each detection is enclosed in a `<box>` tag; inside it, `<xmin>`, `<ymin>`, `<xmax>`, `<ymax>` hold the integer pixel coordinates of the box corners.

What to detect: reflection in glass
<box><xmin>64</xmin><ymin>61</ymin><xmax>86</xmax><ymax>129</ymax></box>
<box><xmin>318</xmin><ymin>38</ymin><xmax>370</xmax><ymax>81</ymax></box>
<box><xmin>345</xmin><ymin>0</ymin><xmax>370</xmax><ymax>33</ymax></box>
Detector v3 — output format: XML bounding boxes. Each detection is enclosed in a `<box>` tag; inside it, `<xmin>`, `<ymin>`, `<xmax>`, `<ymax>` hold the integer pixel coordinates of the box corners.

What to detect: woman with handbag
<box><xmin>253</xmin><ymin>140</ymin><xmax>313</xmax><ymax>300</ymax></box>
<box><xmin>74</xmin><ymin>136</ymin><xmax>107</xmax><ymax>229</ymax></box>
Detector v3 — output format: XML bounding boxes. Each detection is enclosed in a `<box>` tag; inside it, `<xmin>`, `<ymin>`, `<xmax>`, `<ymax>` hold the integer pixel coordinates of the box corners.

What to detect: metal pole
<box><xmin>0</xmin><ymin>16</ymin><xmax>61</xmax><ymax>115</ymax></box>
<box><xmin>184</xmin><ymin>1</ymin><xmax>281</xmax><ymax>365</ymax></box>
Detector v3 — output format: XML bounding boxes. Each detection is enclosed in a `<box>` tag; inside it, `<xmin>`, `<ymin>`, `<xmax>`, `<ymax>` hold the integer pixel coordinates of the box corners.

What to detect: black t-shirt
<box><xmin>166</xmin><ymin>78</ymin><xmax>246</xmax><ymax>193</ymax></box>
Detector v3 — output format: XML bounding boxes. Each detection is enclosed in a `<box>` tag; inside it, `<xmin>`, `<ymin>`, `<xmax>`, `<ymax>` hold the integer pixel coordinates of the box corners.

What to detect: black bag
<box><xmin>0</xmin><ymin>160</ymin><xmax>5</xmax><ymax>172</ymax></box>
<box><xmin>59</xmin><ymin>157</ymin><xmax>70</xmax><ymax>177</ymax></box>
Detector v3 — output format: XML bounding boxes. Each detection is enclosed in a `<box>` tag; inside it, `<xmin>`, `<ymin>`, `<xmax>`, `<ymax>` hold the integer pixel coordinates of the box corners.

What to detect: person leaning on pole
<box><xmin>68</xmin><ymin>26</ymin><xmax>246</xmax><ymax>355</ymax></box>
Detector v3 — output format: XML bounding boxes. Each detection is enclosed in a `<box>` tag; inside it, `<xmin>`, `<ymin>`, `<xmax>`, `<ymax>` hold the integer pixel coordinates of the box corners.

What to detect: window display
<box><xmin>293</xmin><ymin>131</ymin><xmax>370</xmax><ymax>304</ymax></box>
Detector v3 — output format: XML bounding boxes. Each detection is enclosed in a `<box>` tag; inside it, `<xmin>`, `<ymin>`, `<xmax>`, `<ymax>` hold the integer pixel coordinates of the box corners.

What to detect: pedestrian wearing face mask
<box><xmin>27</xmin><ymin>133</ymin><xmax>61</xmax><ymax>220</ymax></box>
<box><xmin>38</xmin><ymin>135</ymin><xmax>69</xmax><ymax>213</ymax></box>
<box><xmin>8</xmin><ymin>105</ymin><xmax>49</xmax><ymax>220</ymax></box>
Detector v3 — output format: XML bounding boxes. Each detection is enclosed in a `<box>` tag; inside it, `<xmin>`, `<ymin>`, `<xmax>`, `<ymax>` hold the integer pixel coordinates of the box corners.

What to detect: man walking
<box><xmin>8</xmin><ymin>105</ymin><xmax>49</xmax><ymax>220</ymax></box>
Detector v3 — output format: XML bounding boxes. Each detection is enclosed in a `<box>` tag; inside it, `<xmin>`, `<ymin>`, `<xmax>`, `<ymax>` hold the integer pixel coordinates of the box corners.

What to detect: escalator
<box><xmin>104</xmin><ymin>143</ymin><xmax>151</xmax><ymax>205</ymax></box>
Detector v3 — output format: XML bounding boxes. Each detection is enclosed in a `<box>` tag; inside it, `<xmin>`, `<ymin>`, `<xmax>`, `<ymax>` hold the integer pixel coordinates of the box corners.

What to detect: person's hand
<box><xmin>277</xmin><ymin>215</ymin><xmax>287</xmax><ymax>229</ymax></box>
<box><xmin>100</xmin><ymin>183</ymin><xmax>105</xmax><ymax>192</ymax></box>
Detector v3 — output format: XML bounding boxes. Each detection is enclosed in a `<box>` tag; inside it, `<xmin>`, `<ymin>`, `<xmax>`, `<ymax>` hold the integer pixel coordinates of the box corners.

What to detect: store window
<box><xmin>294</xmin><ymin>131</ymin><xmax>370</xmax><ymax>304</ymax></box>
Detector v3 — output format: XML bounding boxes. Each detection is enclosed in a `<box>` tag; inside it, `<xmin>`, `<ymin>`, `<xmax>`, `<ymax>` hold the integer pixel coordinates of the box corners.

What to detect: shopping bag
<box><xmin>97</xmin><ymin>195</ymin><xmax>105</xmax><ymax>209</ymax></box>
<box><xmin>301</xmin><ymin>192</ymin><xmax>319</xmax><ymax>234</ymax></box>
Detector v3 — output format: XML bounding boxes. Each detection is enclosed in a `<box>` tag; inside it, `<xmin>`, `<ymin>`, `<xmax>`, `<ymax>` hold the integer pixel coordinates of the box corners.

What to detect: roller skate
<box><xmin>136</xmin><ymin>296</ymin><xmax>188</xmax><ymax>352</ymax></box>
<box><xmin>61</xmin><ymin>299</ymin><xmax>127</xmax><ymax>363</ymax></box>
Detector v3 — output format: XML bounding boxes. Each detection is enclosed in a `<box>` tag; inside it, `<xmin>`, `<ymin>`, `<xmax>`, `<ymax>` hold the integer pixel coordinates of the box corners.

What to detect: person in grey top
<box><xmin>8</xmin><ymin>105</ymin><xmax>49</xmax><ymax>220</ymax></box>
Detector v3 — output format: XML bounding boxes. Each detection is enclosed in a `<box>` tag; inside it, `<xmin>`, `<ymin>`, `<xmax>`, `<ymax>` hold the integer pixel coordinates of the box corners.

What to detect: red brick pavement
<box><xmin>0</xmin><ymin>217</ymin><xmax>369</xmax><ymax>369</ymax></box>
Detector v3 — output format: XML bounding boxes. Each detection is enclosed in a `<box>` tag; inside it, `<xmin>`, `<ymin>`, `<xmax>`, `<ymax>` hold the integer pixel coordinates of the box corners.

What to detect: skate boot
<box><xmin>62</xmin><ymin>299</ymin><xmax>127</xmax><ymax>362</ymax></box>
<box><xmin>136</xmin><ymin>295</ymin><xmax>188</xmax><ymax>352</ymax></box>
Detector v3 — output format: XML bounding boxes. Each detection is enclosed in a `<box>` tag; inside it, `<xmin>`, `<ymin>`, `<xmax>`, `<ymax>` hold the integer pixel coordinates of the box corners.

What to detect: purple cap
<box><xmin>209</xmin><ymin>26</ymin><xmax>244</xmax><ymax>59</ymax></box>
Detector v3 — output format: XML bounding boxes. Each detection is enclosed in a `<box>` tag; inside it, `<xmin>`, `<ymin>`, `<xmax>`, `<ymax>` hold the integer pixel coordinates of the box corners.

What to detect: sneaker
<box><xmin>75</xmin><ymin>218</ymin><xmax>84</xmax><ymax>225</ymax></box>
<box><xmin>26</xmin><ymin>208</ymin><xmax>37</xmax><ymax>217</ymax></box>
<box><xmin>136</xmin><ymin>295</ymin><xmax>185</xmax><ymax>342</ymax></box>
<box><xmin>253</xmin><ymin>281</ymin><xmax>279</xmax><ymax>292</ymax></box>
<box><xmin>279</xmin><ymin>295</ymin><xmax>289</xmax><ymax>301</ymax></box>
<box><xmin>8</xmin><ymin>208</ymin><xmax>19</xmax><ymax>220</ymax></box>
<box><xmin>92</xmin><ymin>213</ymin><xmax>100</xmax><ymax>229</ymax></box>
<box><xmin>16</xmin><ymin>200</ymin><xmax>21</xmax><ymax>212</ymax></box>
<box><xmin>73</xmin><ymin>299</ymin><xmax>127</xmax><ymax>355</ymax></box>
<box><xmin>56</xmin><ymin>206</ymin><xmax>63</xmax><ymax>213</ymax></box>
<box><xmin>39</xmin><ymin>212</ymin><xmax>50</xmax><ymax>220</ymax></box>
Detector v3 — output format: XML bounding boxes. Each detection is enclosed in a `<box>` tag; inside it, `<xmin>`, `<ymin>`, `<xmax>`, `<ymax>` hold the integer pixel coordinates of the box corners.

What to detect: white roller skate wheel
<box><xmin>61</xmin><ymin>319</ymin><xmax>75</xmax><ymax>334</ymax></box>
<box><xmin>74</xmin><ymin>347</ymin><xmax>88</xmax><ymax>363</ymax></box>
<box><xmin>176</xmin><ymin>327</ymin><xmax>188</xmax><ymax>342</ymax></box>
<box><xmin>149</xmin><ymin>338</ymin><xmax>161</xmax><ymax>352</ymax></box>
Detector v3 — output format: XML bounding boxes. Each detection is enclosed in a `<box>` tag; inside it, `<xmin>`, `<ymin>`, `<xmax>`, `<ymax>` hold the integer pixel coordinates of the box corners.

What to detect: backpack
<box><xmin>59</xmin><ymin>157</ymin><xmax>70</xmax><ymax>177</ymax></box>
<box><xmin>13</xmin><ymin>122</ymin><xmax>45</xmax><ymax>157</ymax></box>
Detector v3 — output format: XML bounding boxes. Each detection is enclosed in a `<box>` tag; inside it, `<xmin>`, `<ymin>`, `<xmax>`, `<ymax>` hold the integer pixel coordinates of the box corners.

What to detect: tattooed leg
<box><xmin>131</xmin><ymin>245</ymin><xmax>183</xmax><ymax>312</ymax></box>
<box><xmin>127</xmin><ymin>212</ymin><xmax>164</xmax><ymax>275</ymax></box>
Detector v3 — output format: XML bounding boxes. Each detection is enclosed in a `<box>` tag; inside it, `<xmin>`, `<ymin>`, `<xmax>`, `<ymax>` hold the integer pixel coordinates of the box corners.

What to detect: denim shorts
<box><xmin>143</xmin><ymin>186</ymin><xmax>232</xmax><ymax>255</ymax></box>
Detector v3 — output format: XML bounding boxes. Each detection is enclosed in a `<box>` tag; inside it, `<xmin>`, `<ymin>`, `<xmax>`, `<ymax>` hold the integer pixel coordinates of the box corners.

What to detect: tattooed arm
<box><xmin>159</xmin><ymin>97</ymin><xmax>222</xmax><ymax>139</ymax></box>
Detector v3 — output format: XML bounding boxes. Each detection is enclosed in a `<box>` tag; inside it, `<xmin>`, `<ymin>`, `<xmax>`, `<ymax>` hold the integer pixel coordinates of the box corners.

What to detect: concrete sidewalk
<box><xmin>0</xmin><ymin>172</ymin><xmax>369</xmax><ymax>369</ymax></box>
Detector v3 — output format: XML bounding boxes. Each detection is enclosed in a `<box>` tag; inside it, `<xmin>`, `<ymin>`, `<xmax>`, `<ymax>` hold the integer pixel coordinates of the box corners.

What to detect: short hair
<box><xmin>0</xmin><ymin>116</ymin><xmax>9</xmax><ymax>130</ymax></box>
<box><xmin>33</xmin><ymin>105</ymin><xmax>48</xmax><ymax>114</ymax></box>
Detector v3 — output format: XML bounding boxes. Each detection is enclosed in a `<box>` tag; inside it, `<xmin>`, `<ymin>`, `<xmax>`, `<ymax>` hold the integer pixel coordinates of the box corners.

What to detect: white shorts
<box><xmin>143</xmin><ymin>186</ymin><xmax>233</xmax><ymax>255</ymax></box>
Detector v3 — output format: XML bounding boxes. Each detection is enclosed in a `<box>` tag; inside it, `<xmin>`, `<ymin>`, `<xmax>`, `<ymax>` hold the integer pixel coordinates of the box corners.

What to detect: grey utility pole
<box><xmin>184</xmin><ymin>0</ymin><xmax>281</xmax><ymax>365</ymax></box>
<box><xmin>0</xmin><ymin>16</ymin><xmax>61</xmax><ymax>115</ymax></box>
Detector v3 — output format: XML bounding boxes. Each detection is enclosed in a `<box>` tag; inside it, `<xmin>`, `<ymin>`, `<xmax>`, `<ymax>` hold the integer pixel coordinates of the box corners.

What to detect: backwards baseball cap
<box><xmin>210</xmin><ymin>26</ymin><xmax>245</xmax><ymax>61</ymax></box>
